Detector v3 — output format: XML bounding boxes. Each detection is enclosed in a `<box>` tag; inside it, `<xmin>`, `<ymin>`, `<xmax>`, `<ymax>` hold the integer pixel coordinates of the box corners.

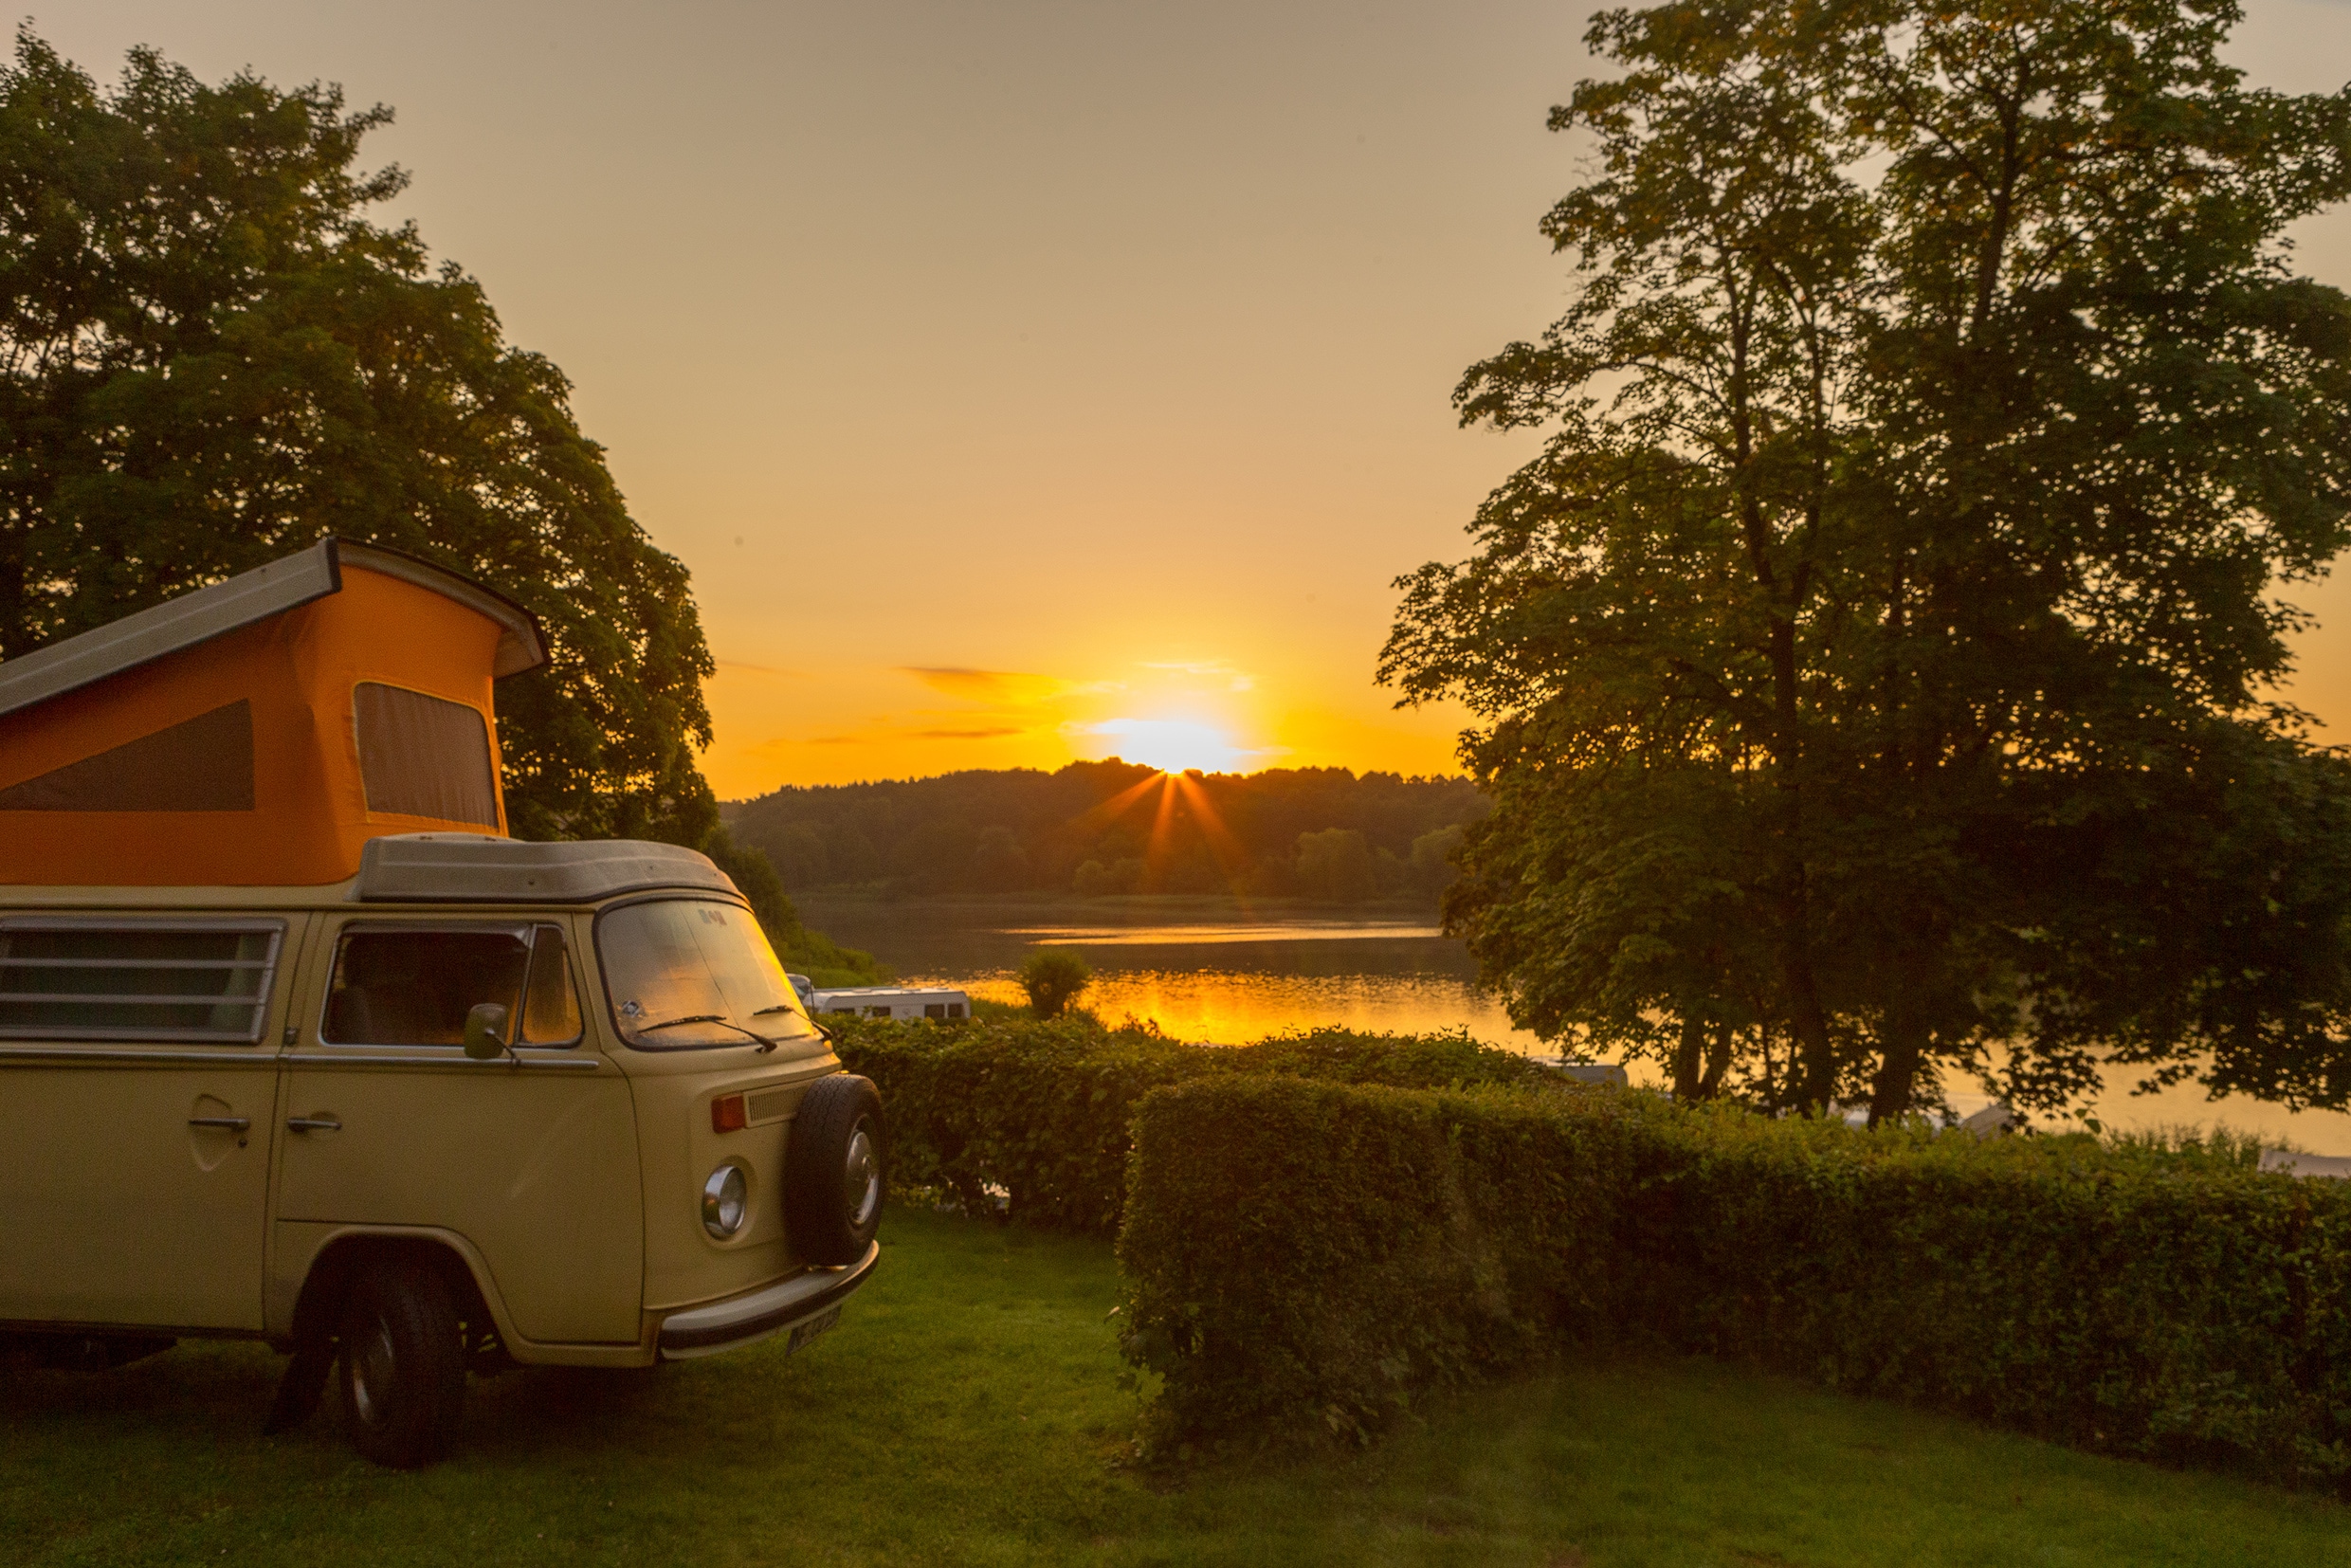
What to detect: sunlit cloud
<box><xmin>910</xmin><ymin>726</ymin><xmax>1024</xmax><ymax>739</ymax></box>
<box><xmin>898</xmin><ymin>666</ymin><xmax>1096</xmax><ymax>702</ymax></box>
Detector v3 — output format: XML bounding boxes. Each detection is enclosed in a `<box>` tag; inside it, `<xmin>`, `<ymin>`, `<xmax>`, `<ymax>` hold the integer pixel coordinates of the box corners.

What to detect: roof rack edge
<box><xmin>0</xmin><ymin>539</ymin><xmax>343</xmax><ymax>723</ymax></box>
<box><xmin>0</xmin><ymin>537</ymin><xmax>550</xmax><ymax>723</ymax></box>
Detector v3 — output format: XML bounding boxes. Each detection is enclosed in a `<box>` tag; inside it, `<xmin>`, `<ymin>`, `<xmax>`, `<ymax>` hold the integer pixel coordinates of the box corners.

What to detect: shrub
<box><xmin>1116</xmin><ymin>1076</ymin><xmax>2351</xmax><ymax>1488</ymax></box>
<box><xmin>1020</xmin><ymin>950</ymin><xmax>1093</xmax><ymax>1018</ymax></box>
<box><xmin>829</xmin><ymin>1016</ymin><xmax>1551</xmax><ymax>1234</ymax></box>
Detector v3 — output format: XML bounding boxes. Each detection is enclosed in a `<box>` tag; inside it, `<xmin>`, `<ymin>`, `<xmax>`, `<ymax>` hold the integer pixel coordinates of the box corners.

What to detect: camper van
<box><xmin>0</xmin><ymin>539</ymin><xmax>883</xmax><ymax>1468</ymax></box>
<box><xmin>811</xmin><ymin>985</ymin><xmax>972</xmax><ymax>1021</ymax></box>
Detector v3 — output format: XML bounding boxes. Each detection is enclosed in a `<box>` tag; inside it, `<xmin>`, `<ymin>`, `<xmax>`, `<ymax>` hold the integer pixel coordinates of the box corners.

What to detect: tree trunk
<box><xmin>1700</xmin><ymin>1021</ymin><xmax>1733</xmax><ymax>1098</ymax></box>
<box><xmin>1780</xmin><ymin>938</ymin><xmax>1837</xmax><ymax>1113</ymax></box>
<box><xmin>1868</xmin><ymin>1010</ymin><xmax>1929</xmax><ymax>1126</ymax></box>
<box><xmin>1672</xmin><ymin>1013</ymin><xmax>1706</xmax><ymax>1100</ymax></box>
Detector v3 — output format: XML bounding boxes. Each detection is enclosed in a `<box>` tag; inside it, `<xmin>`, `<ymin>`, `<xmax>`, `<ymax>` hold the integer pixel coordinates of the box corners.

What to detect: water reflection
<box><xmin>794</xmin><ymin>894</ymin><xmax>2351</xmax><ymax>1156</ymax></box>
<box><xmin>951</xmin><ymin>969</ymin><xmax>1540</xmax><ymax>1050</ymax></box>
<box><xmin>1003</xmin><ymin>921</ymin><xmax>1446</xmax><ymax>946</ymax></box>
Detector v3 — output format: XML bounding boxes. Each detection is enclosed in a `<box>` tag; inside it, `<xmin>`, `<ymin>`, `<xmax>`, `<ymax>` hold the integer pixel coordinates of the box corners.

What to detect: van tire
<box><xmin>785</xmin><ymin>1074</ymin><xmax>884</xmax><ymax>1265</ymax></box>
<box><xmin>337</xmin><ymin>1261</ymin><xmax>465</xmax><ymax>1468</ymax></box>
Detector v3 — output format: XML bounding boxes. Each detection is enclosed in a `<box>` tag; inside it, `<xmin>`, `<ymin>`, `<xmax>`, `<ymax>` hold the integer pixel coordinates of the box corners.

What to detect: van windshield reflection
<box><xmin>597</xmin><ymin>901</ymin><xmax>815</xmax><ymax>1050</ymax></box>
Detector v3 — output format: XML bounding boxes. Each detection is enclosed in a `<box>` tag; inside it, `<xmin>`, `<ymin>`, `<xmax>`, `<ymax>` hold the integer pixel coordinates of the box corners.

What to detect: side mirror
<box><xmin>463</xmin><ymin>1003</ymin><xmax>511</xmax><ymax>1061</ymax></box>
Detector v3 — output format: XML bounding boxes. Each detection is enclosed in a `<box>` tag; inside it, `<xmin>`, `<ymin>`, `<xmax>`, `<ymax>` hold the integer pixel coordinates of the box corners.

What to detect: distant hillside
<box><xmin>722</xmin><ymin>760</ymin><xmax>1485</xmax><ymax>902</ymax></box>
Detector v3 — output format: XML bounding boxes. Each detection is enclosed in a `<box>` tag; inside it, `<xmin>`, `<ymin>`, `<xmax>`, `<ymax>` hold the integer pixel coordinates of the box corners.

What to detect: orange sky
<box><xmin>45</xmin><ymin>0</ymin><xmax>2351</xmax><ymax>796</ymax></box>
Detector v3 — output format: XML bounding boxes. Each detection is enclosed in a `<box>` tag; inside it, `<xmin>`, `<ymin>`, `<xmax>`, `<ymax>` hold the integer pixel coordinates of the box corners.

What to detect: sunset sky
<box><xmin>44</xmin><ymin>0</ymin><xmax>2351</xmax><ymax>797</ymax></box>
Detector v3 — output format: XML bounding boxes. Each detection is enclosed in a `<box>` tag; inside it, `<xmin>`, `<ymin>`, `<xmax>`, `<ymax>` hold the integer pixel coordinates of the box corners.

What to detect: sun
<box><xmin>1089</xmin><ymin>718</ymin><xmax>1242</xmax><ymax>775</ymax></box>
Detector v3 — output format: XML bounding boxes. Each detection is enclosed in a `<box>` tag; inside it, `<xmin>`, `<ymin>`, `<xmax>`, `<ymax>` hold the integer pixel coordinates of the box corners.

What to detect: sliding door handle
<box><xmin>286</xmin><ymin>1115</ymin><xmax>341</xmax><ymax>1133</ymax></box>
<box><xmin>188</xmin><ymin>1116</ymin><xmax>251</xmax><ymax>1132</ymax></box>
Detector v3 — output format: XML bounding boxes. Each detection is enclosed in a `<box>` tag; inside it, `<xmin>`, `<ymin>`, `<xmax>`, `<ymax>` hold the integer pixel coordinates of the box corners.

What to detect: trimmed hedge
<box><xmin>1117</xmin><ymin>1075</ymin><xmax>2351</xmax><ymax>1489</ymax></box>
<box><xmin>829</xmin><ymin>1016</ymin><xmax>1549</xmax><ymax>1234</ymax></box>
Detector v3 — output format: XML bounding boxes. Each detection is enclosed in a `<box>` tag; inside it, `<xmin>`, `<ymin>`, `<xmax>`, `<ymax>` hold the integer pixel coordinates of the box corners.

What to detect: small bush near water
<box><xmin>1120</xmin><ymin>1074</ymin><xmax>2351</xmax><ymax>1492</ymax></box>
<box><xmin>1019</xmin><ymin>948</ymin><xmax>1094</xmax><ymax>1018</ymax></box>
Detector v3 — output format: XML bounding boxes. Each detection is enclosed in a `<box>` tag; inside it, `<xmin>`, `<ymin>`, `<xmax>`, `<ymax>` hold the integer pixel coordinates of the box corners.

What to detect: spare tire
<box><xmin>784</xmin><ymin>1073</ymin><xmax>884</xmax><ymax>1265</ymax></box>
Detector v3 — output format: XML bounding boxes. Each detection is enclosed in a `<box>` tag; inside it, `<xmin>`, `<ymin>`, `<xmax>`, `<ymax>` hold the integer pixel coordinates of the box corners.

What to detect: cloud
<box><xmin>898</xmin><ymin>666</ymin><xmax>1120</xmax><ymax>703</ymax></box>
<box><xmin>716</xmin><ymin>659</ymin><xmax>802</xmax><ymax>677</ymax></box>
<box><xmin>899</xmin><ymin>666</ymin><xmax>1056</xmax><ymax>702</ymax></box>
<box><xmin>752</xmin><ymin>721</ymin><xmax>1027</xmax><ymax>752</ymax></box>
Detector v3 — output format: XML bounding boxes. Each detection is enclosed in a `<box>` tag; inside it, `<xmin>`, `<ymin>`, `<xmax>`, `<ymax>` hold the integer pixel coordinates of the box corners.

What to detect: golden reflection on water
<box><xmin>925</xmin><ymin>969</ymin><xmax>1546</xmax><ymax>1051</ymax></box>
<box><xmin>1000</xmin><ymin>922</ymin><xmax>1446</xmax><ymax>946</ymax></box>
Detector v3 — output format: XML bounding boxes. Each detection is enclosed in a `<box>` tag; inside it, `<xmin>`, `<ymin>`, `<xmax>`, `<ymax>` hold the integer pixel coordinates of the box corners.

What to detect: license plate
<box><xmin>786</xmin><ymin>1305</ymin><xmax>842</xmax><ymax>1355</ymax></box>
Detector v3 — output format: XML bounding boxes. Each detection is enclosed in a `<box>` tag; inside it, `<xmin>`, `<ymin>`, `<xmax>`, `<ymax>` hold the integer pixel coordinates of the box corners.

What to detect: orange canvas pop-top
<box><xmin>0</xmin><ymin>539</ymin><xmax>545</xmax><ymax>886</ymax></box>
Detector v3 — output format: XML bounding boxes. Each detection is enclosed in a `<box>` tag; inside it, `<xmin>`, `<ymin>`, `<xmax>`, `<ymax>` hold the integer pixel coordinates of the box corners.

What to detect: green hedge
<box><xmin>1117</xmin><ymin>1075</ymin><xmax>2351</xmax><ymax>1489</ymax></box>
<box><xmin>829</xmin><ymin>1016</ymin><xmax>1549</xmax><ymax>1234</ymax></box>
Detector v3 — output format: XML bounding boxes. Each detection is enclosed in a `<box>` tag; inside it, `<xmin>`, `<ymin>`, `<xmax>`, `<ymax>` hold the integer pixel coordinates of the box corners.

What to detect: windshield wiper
<box><xmin>636</xmin><ymin>1013</ymin><xmax>726</xmax><ymax>1032</ymax></box>
<box><xmin>636</xmin><ymin>1013</ymin><xmax>782</xmax><ymax>1053</ymax></box>
<box><xmin>751</xmin><ymin>1004</ymin><xmax>798</xmax><ymax>1016</ymax></box>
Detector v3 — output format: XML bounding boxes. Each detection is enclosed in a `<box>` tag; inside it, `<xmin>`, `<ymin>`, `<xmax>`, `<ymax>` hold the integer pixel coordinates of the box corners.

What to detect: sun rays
<box><xmin>1065</xmin><ymin>763</ymin><xmax>1251</xmax><ymax>882</ymax></box>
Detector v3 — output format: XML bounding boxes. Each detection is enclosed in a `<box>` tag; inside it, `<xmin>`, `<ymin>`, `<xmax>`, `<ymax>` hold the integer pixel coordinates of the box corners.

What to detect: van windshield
<box><xmin>596</xmin><ymin>900</ymin><xmax>820</xmax><ymax>1051</ymax></box>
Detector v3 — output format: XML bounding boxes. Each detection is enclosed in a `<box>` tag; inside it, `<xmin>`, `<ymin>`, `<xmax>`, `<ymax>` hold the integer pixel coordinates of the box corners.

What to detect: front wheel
<box><xmin>338</xmin><ymin>1261</ymin><xmax>465</xmax><ymax>1468</ymax></box>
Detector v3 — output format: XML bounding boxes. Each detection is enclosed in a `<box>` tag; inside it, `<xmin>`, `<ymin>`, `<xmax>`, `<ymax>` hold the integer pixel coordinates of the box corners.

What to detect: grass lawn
<box><xmin>3</xmin><ymin>1206</ymin><xmax>2344</xmax><ymax>1567</ymax></box>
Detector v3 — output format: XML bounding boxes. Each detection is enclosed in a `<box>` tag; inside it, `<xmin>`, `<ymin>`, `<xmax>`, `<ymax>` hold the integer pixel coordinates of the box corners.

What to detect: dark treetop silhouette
<box><xmin>1383</xmin><ymin>0</ymin><xmax>2351</xmax><ymax>1121</ymax></box>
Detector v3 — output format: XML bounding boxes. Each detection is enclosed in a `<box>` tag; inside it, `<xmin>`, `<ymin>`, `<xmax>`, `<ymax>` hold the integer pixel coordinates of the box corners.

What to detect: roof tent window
<box><xmin>0</xmin><ymin>921</ymin><xmax>282</xmax><ymax>1042</ymax></box>
<box><xmin>0</xmin><ymin>700</ymin><xmax>255</xmax><ymax>812</ymax></box>
<box><xmin>354</xmin><ymin>683</ymin><xmax>499</xmax><ymax>827</ymax></box>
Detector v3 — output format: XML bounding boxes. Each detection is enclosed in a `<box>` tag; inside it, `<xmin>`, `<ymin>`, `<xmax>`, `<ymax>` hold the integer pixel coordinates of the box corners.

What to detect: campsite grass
<box><xmin>1</xmin><ymin>1205</ymin><xmax>2343</xmax><ymax>1567</ymax></box>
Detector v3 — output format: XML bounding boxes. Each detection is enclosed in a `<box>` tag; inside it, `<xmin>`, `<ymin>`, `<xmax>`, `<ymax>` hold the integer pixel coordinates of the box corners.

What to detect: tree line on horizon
<box><xmin>723</xmin><ymin>759</ymin><xmax>1484</xmax><ymax>903</ymax></box>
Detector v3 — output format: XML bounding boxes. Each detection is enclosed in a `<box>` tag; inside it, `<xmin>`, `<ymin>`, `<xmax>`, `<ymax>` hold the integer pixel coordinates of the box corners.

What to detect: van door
<box><xmin>274</xmin><ymin>917</ymin><xmax>643</xmax><ymax>1345</ymax></box>
<box><xmin>0</xmin><ymin>915</ymin><xmax>299</xmax><ymax>1331</ymax></box>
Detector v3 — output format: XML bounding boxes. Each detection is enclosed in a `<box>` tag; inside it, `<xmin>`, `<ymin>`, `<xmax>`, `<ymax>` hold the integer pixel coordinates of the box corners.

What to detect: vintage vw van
<box><xmin>0</xmin><ymin>541</ymin><xmax>882</xmax><ymax>1468</ymax></box>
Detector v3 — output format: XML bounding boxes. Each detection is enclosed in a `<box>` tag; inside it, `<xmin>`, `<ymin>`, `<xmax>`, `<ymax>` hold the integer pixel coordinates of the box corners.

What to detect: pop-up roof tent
<box><xmin>0</xmin><ymin>538</ymin><xmax>545</xmax><ymax>886</ymax></box>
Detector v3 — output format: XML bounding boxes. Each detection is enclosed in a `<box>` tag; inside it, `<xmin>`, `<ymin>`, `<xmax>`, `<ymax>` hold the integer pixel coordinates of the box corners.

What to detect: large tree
<box><xmin>1383</xmin><ymin>0</ymin><xmax>2351</xmax><ymax>1120</ymax></box>
<box><xmin>0</xmin><ymin>30</ymin><xmax>717</xmax><ymax>845</ymax></box>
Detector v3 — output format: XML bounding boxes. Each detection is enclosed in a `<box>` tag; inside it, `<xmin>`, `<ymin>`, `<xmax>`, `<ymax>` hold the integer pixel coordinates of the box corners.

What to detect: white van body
<box><xmin>812</xmin><ymin>986</ymin><xmax>971</xmax><ymax>1022</ymax></box>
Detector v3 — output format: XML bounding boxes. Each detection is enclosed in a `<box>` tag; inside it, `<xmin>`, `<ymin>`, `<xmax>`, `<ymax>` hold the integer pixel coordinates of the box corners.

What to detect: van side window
<box><xmin>0</xmin><ymin>921</ymin><xmax>282</xmax><ymax>1042</ymax></box>
<box><xmin>520</xmin><ymin>924</ymin><xmax>582</xmax><ymax>1046</ymax></box>
<box><xmin>323</xmin><ymin>929</ymin><xmax>529</xmax><ymax>1047</ymax></box>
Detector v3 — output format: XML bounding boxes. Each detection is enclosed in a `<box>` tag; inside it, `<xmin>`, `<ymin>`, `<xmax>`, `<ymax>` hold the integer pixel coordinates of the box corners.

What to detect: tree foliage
<box><xmin>0</xmin><ymin>31</ymin><xmax>718</xmax><ymax>844</ymax></box>
<box><xmin>1383</xmin><ymin>0</ymin><xmax>2351</xmax><ymax>1118</ymax></box>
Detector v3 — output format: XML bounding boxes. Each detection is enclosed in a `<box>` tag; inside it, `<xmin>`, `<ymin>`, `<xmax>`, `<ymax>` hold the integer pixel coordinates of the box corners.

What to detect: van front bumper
<box><xmin>655</xmin><ymin>1243</ymin><xmax>880</xmax><ymax>1359</ymax></box>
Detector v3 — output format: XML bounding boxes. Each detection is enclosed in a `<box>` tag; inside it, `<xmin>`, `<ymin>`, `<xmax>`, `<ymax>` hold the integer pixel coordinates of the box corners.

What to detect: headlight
<box><xmin>702</xmin><ymin>1163</ymin><xmax>748</xmax><ymax>1238</ymax></box>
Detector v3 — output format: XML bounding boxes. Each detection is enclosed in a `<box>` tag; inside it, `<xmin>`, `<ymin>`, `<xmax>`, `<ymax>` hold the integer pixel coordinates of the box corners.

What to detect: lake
<box><xmin>794</xmin><ymin>893</ymin><xmax>2351</xmax><ymax>1156</ymax></box>
<box><xmin>793</xmin><ymin>894</ymin><xmax>1545</xmax><ymax>1050</ymax></box>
